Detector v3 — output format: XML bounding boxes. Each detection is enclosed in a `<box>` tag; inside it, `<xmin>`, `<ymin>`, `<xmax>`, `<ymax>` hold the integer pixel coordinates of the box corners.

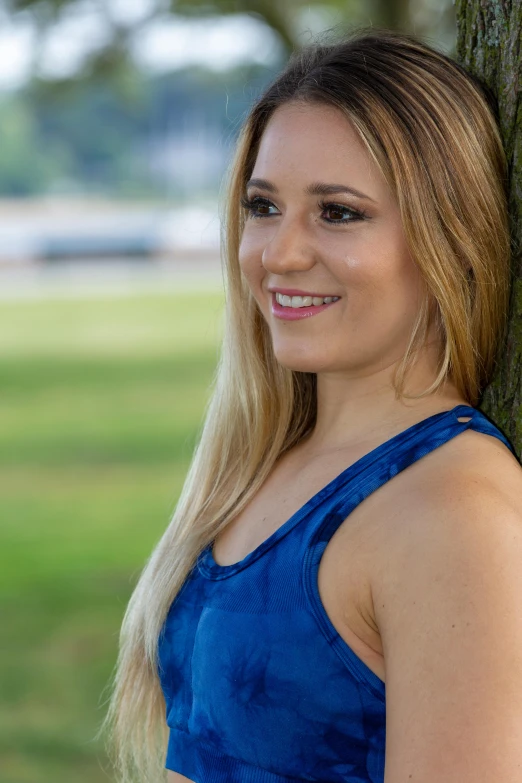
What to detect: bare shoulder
<box><xmin>437</xmin><ymin>422</ymin><xmax>522</xmax><ymax>499</ymax></box>
<box><xmin>415</xmin><ymin>420</ymin><xmax>520</xmax><ymax>498</ymax></box>
<box><xmin>364</xmin><ymin>424</ymin><xmax>521</xmax><ymax>603</ymax></box>
<box><xmin>375</xmin><ymin>424</ymin><xmax>521</xmax><ymax>551</ymax></box>
<box><xmin>372</xmin><ymin>428</ymin><xmax>522</xmax><ymax>782</ymax></box>
<box><xmin>371</xmin><ymin>425</ymin><xmax>522</xmax><ymax>633</ymax></box>
<box><xmin>427</xmin><ymin>426</ymin><xmax>522</xmax><ymax>539</ymax></box>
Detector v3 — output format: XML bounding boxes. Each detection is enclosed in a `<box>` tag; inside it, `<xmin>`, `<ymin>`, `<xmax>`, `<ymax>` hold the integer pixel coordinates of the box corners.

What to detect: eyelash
<box><xmin>240</xmin><ymin>195</ymin><xmax>368</xmax><ymax>224</ymax></box>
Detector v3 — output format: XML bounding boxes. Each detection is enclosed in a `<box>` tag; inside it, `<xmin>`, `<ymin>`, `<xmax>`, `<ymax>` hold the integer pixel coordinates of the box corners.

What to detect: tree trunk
<box><xmin>455</xmin><ymin>0</ymin><xmax>522</xmax><ymax>457</ymax></box>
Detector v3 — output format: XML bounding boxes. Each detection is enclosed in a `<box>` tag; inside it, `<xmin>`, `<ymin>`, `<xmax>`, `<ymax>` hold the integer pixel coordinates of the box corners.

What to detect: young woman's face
<box><xmin>238</xmin><ymin>101</ymin><xmax>431</xmax><ymax>376</ymax></box>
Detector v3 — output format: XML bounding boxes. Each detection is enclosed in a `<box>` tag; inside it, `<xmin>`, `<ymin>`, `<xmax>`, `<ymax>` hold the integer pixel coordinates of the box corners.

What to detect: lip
<box><xmin>271</xmin><ymin>292</ymin><xmax>340</xmax><ymax>321</ymax></box>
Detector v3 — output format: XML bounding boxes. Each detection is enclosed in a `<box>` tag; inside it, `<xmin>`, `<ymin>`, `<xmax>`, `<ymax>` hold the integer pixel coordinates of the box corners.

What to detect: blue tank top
<box><xmin>157</xmin><ymin>404</ymin><xmax>515</xmax><ymax>783</ymax></box>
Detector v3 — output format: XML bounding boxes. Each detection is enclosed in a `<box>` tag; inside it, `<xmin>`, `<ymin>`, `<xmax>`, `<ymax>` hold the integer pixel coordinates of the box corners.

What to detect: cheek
<box><xmin>238</xmin><ymin>231</ymin><xmax>264</xmax><ymax>288</ymax></box>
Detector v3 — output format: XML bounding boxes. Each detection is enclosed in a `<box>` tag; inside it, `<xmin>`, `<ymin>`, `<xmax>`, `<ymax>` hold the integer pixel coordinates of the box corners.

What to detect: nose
<box><xmin>261</xmin><ymin>213</ymin><xmax>317</xmax><ymax>274</ymax></box>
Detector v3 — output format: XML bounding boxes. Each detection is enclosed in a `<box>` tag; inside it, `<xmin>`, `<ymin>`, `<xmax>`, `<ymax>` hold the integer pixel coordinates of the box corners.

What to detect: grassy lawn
<box><xmin>0</xmin><ymin>287</ymin><xmax>225</xmax><ymax>783</ymax></box>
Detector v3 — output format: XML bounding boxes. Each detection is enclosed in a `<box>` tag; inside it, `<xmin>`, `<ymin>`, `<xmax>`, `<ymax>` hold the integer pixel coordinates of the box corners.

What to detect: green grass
<box><xmin>0</xmin><ymin>288</ymin><xmax>225</xmax><ymax>783</ymax></box>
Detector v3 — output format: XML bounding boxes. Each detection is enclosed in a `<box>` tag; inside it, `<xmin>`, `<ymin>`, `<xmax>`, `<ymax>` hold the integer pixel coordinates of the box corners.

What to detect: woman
<box><xmin>102</xmin><ymin>27</ymin><xmax>522</xmax><ymax>783</ymax></box>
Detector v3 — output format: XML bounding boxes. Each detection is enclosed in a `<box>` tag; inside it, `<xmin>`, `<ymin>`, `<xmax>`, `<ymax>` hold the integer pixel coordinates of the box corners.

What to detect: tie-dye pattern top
<box><xmin>157</xmin><ymin>404</ymin><xmax>515</xmax><ymax>783</ymax></box>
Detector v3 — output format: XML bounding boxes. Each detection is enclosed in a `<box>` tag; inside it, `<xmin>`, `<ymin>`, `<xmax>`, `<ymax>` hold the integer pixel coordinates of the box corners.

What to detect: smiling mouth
<box><xmin>274</xmin><ymin>292</ymin><xmax>340</xmax><ymax>309</ymax></box>
<box><xmin>271</xmin><ymin>292</ymin><xmax>340</xmax><ymax>321</ymax></box>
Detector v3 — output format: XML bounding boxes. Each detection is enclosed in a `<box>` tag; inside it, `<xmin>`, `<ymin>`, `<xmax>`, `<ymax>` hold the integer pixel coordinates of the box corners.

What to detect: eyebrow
<box><xmin>245</xmin><ymin>178</ymin><xmax>376</xmax><ymax>203</ymax></box>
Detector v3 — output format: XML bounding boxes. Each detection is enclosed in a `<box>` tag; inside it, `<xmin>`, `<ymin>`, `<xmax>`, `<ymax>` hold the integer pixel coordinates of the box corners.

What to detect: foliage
<box><xmin>6</xmin><ymin>0</ymin><xmax>415</xmax><ymax>85</ymax></box>
<box><xmin>0</xmin><ymin>96</ymin><xmax>60</xmax><ymax>195</ymax></box>
<box><xmin>0</xmin><ymin>0</ymin><xmax>457</xmax><ymax>196</ymax></box>
<box><xmin>8</xmin><ymin>0</ymin><xmax>353</xmax><ymax>50</ymax></box>
<box><xmin>0</xmin><ymin>63</ymin><xmax>274</xmax><ymax>196</ymax></box>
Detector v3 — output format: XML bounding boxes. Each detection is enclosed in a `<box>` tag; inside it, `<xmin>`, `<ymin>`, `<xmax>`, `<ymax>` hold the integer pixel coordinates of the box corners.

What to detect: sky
<box><xmin>0</xmin><ymin>0</ymin><xmax>285</xmax><ymax>91</ymax></box>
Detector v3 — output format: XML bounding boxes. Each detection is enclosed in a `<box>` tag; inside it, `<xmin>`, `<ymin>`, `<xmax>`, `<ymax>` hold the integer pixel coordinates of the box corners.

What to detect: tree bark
<box><xmin>455</xmin><ymin>0</ymin><xmax>522</xmax><ymax>456</ymax></box>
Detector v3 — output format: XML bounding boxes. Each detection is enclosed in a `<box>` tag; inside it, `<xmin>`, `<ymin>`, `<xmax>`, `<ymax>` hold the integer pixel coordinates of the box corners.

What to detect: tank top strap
<box><xmin>462</xmin><ymin>406</ymin><xmax>515</xmax><ymax>448</ymax></box>
<box><xmin>311</xmin><ymin>404</ymin><xmax>516</xmax><ymax>544</ymax></box>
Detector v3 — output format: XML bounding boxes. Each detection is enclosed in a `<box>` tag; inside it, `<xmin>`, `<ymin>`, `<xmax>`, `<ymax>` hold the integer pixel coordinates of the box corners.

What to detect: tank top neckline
<box><xmin>197</xmin><ymin>403</ymin><xmax>477</xmax><ymax>580</ymax></box>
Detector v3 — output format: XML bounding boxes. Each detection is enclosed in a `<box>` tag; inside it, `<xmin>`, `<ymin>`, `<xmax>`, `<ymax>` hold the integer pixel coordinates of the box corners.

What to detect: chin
<box><xmin>272</xmin><ymin>346</ymin><xmax>330</xmax><ymax>374</ymax></box>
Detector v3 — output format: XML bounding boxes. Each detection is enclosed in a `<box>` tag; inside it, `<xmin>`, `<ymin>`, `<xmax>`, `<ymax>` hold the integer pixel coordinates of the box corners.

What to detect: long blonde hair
<box><xmin>100</xmin><ymin>27</ymin><xmax>512</xmax><ymax>782</ymax></box>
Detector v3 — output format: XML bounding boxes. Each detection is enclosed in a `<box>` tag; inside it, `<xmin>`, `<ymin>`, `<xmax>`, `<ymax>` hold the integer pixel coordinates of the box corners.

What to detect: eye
<box><xmin>320</xmin><ymin>201</ymin><xmax>367</xmax><ymax>224</ymax></box>
<box><xmin>240</xmin><ymin>196</ymin><xmax>279</xmax><ymax>218</ymax></box>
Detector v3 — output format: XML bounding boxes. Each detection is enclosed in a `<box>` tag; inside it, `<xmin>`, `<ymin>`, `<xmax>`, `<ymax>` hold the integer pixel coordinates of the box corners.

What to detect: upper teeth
<box><xmin>275</xmin><ymin>293</ymin><xmax>340</xmax><ymax>308</ymax></box>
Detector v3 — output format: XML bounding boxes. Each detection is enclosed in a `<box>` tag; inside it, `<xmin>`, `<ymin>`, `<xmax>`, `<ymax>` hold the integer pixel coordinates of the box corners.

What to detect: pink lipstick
<box><xmin>271</xmin><ymin>292</ymin><xmax>340</xmax><ymax>321</ymax></box>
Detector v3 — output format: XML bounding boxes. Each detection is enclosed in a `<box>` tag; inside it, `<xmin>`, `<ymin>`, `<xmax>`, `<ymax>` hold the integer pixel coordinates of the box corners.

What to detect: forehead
<box><xmin>251</xmin><ymin>101</ymin><xmax>382</xmax><ymax>192</ymax></box>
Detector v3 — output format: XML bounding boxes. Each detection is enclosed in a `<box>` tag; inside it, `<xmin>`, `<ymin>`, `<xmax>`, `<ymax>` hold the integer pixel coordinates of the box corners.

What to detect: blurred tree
<box><xmin>454</xmin><ymin>0</ymin><xmax>522</xmax><ymax>454</ymax></box>
<box><xmin>6</xmin><ymin>0</ymin><xmax>449</xmax><ymax>83</ymax></box>
<box><xmin>0</xmin><ymin>94</ymin><xmax>67</xmax><ymax>193</ymax></box>
<box><xmin>0</xmin><ymin>62</ymin><xmax>275</xmax><ymax>197</ymax></box>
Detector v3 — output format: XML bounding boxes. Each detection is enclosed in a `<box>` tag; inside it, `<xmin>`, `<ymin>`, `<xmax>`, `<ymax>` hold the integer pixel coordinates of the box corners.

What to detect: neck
<box><xmin>304</xmin><ymin>343</ymin><xmax>468</xmax><ymax>455</ymax></box>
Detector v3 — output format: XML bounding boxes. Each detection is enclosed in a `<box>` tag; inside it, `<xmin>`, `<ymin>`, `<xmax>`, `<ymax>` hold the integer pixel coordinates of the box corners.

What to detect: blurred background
<box><xmin>0</xmin><ymin>2</ymin><xmax>456</xmax><ymax>781</ymax></box>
